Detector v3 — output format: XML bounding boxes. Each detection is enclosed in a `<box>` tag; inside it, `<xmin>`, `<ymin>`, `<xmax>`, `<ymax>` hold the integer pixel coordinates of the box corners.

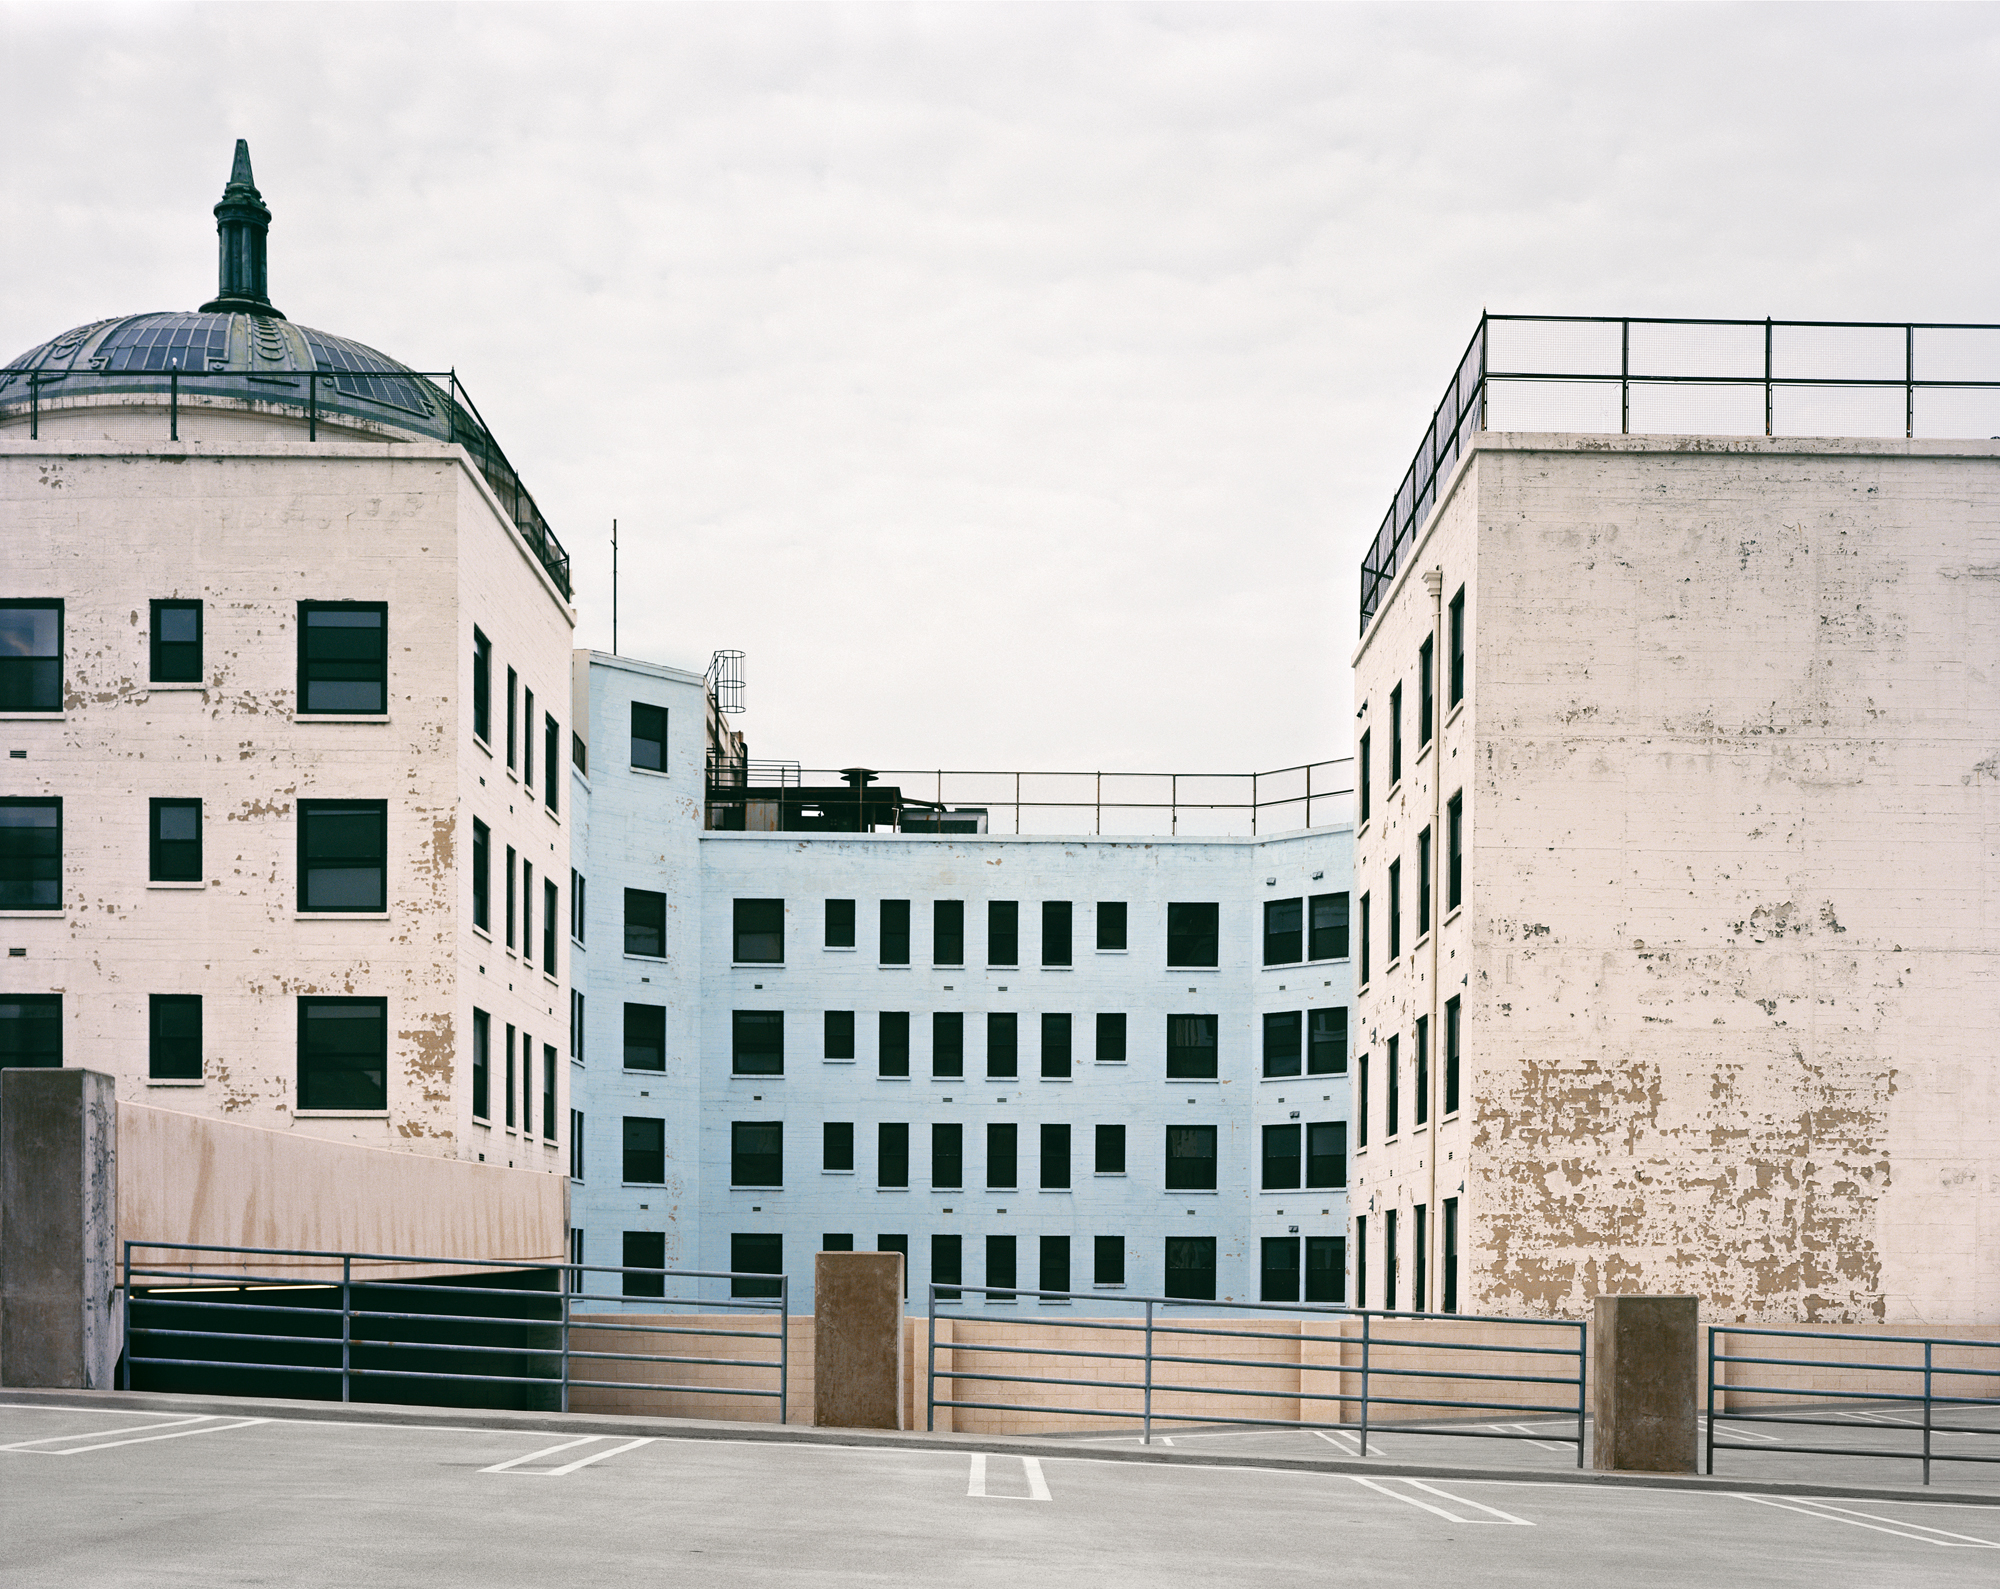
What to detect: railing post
<box><xmin>1577</xmin><ymin>1320</ymin><xmax>1587</xmax><ymax>1468</ymax></box>
<box><xmin>1170</xmin><ymin>774</ymin><xmax>1178</xmax><ymax>837</ymax></box>
<box><xmin>120</xmin><ymin>1241</ymin><xmax>132</xmax><ymax>1390</ymax></box>
<box><xmin>1620</xmin><ymin>319</ymin><xmax>1630</xmax><ymax>436</ymax></box>
<box><xmin>1764</xmin><ymin>318</ymin><xmax>1774</xmax><ymax>438</ymax></box>
<box><xmin>1922</xmin><ymin>1338</ymin><xmax>1933</xmax><ymax>1487</ymax></box>
<box><xmin>1704</xmin><ymin>1326</ymin><xmax>1716</xmax><ymax>1475</ymax></box>
<box><xmin>1251</xmin><ymin>771</ymin><xmax>1258</xmax><ymax>837</ymax></box>
<box><xmin>1906</xmin><ymin>323</ymin><xmax>1916</xmax><ymax>440</ymax></box>
<box><xmin>340</xmin><ymin>1254</ymin><xmax>352</xmax><ymax>1403</ymax></box>
<box><xmin>29</xmin><ymin>371</ymin><xmax>38</xmax><ymax>440</ymax></box>
<box><xmin>927</xmin><ymin>1284</ymin><xmax>937</xmax><ymax>1433</ymax></box>
<box><xmin>308</xmin><ymin>371</ymin><xmax>317</xmax><ymax>441</ymax></box>
<box><xmin>559</xmin><ymin>1261</ymin><xmax>571</xmax><ymax>1413</ymax></box>
<box><xmin>1014</xmin><ymin>771</ymin><xmax>1021</xmax><ymax>835</ymax></box>
<box><xmin>779</xmin><ymin>1273</ymin><xmax>790</xmax><ymax>1426</ymax></box>
<box><xmin>1358</xmin><ymin>1309</ymin><xmax>1371</xmax><ymax>1457</ymax></box>
<box><xmin>169</xmin><ymin>368</ymin><xmax>179</xmax><ymax>442</ymax></box>
<box><xmin>1095</xmin><ymin>771</ymin><xmax>1101</xmax><ymax>837</ymax></box>
<box><xmin>1142</xmin><ymin>1299</ymin><xmax>1155</xmax><ymax>1446</ymax></box>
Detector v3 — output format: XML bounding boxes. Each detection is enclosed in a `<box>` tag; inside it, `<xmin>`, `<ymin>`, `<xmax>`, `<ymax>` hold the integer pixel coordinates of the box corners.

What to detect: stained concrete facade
<box><xmin>1351</xmin><ymin>432</ymin><xmax>2000</xmax><ymax>1326</ymax></box>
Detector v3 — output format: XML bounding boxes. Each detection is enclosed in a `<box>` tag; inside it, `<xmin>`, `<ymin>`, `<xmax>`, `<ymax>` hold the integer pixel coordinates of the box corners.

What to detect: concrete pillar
<box><xmin>1</xmin><ymin>1068</ymin><xmax>120</xmax><ymax>1388</ymax></box>
<box><xmin>813</xmin><ymin>1250</ymin><xmax>904</xmax><ymax>1429</ymax></box>
<box><xmin>1591</xmin><ymin>1294</ymin><xmax>1697</xmax><ymax>1472</ymax></box>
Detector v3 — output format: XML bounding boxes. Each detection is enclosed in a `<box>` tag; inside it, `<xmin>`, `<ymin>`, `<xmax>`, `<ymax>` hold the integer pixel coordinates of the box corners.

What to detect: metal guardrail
<box><xmin>0</xmin><ymin>364</ymin><xmax>570</xmax><ymax>598</ymax></box>
<box><xmin>122</xmin><ymin>1240</ymin><xmax>787</xmax><ymax>1418</ymax></box>
<box><xmin>925</xmin><ymin>1285</ymin><xmax>1585</xmax><ymax>1461</ymax></box>
<box><xmin>706</xmin><ymin>758</ymin><xmax>1355</xmax><ymax>838</ymax></box>
<box><xmin>1360</xmin><ymin>313</ymin><xmax>2000</xmax><ymax>634</ymax></box>
<box><xmin>1707</xmin><ymin>1324</ymin><xmax>2000</xmax><ymax>1486</ymax></box>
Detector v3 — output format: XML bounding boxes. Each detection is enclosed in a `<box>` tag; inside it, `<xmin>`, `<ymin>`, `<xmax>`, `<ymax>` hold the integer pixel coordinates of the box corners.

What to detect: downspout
<box><xmin>1422</xmin><ymin>566</ymin><xmax>1445</xmax><ymax>1310</ymax></box>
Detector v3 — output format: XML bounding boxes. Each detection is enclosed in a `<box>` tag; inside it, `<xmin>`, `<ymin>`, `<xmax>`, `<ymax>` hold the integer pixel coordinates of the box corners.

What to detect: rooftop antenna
<box><xmin>611</xmin><ymin>518</ymin><xmax>618</xmax><ymax>655</ymax></box>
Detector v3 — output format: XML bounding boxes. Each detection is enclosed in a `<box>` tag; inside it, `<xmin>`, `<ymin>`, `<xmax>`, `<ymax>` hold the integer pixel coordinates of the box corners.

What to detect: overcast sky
<box><xmin>6</xmin><ymin>3</ymin><xmax>1997</xmax><ymax>773</ymax></box>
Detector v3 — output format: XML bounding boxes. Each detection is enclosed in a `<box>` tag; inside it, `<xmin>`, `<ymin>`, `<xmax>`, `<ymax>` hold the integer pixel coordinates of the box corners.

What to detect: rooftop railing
<box><xmin>1359</xmin><ymin>314</ymin><xmax>2000</xmax><ymax>635</ymax></box>
<box><xmin>0</xmin><ymin>363</ymin><xmax>571</xmax><ymax>599</ymax></box>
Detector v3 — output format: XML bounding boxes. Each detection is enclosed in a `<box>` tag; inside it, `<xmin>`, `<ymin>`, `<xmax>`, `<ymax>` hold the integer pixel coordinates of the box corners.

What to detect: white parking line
<box><xmin>538</xmin><ymin>1437</ymin><xmax>653</xmax><ymax>1475</ymax></box>
<box><xmin>481</xmin><ymin>1434</ymin><xmax>653</xmax><ymax>1475</ymax></box>
<box><xmin>967</xmin><ymin>1453</ymin><xmax>1051</xmax><ymax>1501</ymax></box>
<box><xmin>1</xmin><ymin>1413</ymin><xmax>216</xmax><ymax>1450</ymax></box>
<box><xmin>1348</xmin><ymin>1475</ymin><xmax>1533</xmax><ymax>1525</ymax></box>
<box><xmin>1733</xmin><ymin>1494</ymin><xmax>2000</xmax><ymax>1548</ymax></box>
<box><xmin>1488</xmin><ymin>1422</ymin><xmax>1570</xmax><ymax>1453</ymax></box>
<box><xmin>1314</xmin><ymin>1428</ymin><xmax>1387</xmax><ymax>1455</ymax></box>
<box><xmin>2</xmin><ymin>1416</ymin><xmax>266</xmax><ymax>1456</ymax></box>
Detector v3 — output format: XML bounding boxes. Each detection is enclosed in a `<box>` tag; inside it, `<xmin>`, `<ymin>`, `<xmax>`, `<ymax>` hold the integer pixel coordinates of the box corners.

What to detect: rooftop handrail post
<box><xmin>120</xmin><ymin>1240</ymin><xmax>132</xmax><ymax>1390</ymax></box>
<box><xmin>1171</xmin><ymin>774</ymin><xmax>1178</xmax><ymax>837</ymax></box>
<box><xmin>307</xmin><ymin>371</ymin><xmax>317</xmax><ymax>441</ymax></box>
<box><xmin>559</xmin><ymin>1261</ymin><xmax>572</xmax><ymax>1413</ymax></box>
<box><xmin>1620</xmin><ymin>319</ymin><xmax>1630</xmax><ymax>436</ymax></box>
<box><xmin>1096</xmin><ymin>771</ymin><xmax>1101</xmax><ymax>837</ymax></box>
<box><xmin>1922</xmin><ymin>1338</ymin><xmax>1933</xmax><ymax>1486</ymax></box>
<box><xmin>1142</xmin><ymin>1299</ymin><xmax>1155</xmax><ymax>1445</ymax></box>
<box><xmin>1906</xmin><ymin>323</ymin><xmax>1916</xmax><ymax>440</ymax></box>
<box><xmin>779</xmin><ymin>1274</ymin><xmax>790</xmax><ymax>1425</ymax></box>
<box><xmin>927</xmin><ymin>1283</ymin><xmax>938</xmax><ymax>1432</ymax></box>
<box><xmin>1704</xmin><ymin>1325</ymin><xmax>1716</xmax><ymax>1475</ymax></box>
<box><xmin>1764</xmin><ymin>318</ymin><xmax>1774</xmax><ymax>438</ymax></box>
<box><xmin>1359</xmin><ymin>1310</ymin><xmax>1371</xmax><ymax>1457</ymax></box>
<box><xmin>341</xmin><ymin>1253</ymin><xmax>352</xmax><ymax>1403</ymax></box>
<box><xmin>1576</xmin><ymin>1319</ymin><xmax>1587</xmax><ymax>1468</ymax></box>
<box><xmin>29</xmin><ymin>370</ymin><xmax>38</xmax><ymax>440</ymax></box>
<box><xmin>1015</xmin><ymin>771</ymin><xmax>1021</xmax><ymax>835</ymax></box>
<box><xmin>1251</xmin><ymin>771</ymin><xmax>1258</xmax><ymax>837</ymax></box>
<box><xmin>170</xmin><ymin>367</ymin><xmax>179</xmax><ymax>442</ymax></box>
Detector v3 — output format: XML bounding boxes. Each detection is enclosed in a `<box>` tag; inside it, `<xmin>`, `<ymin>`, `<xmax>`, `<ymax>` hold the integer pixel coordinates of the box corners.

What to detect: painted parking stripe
<box><xmin>1313</xmin><ymin>1428</ymin><xmax>1388</xmax><ymax>1455</ymax></box>
<box><xmin>1487</xmin><ymin>1422</ymin><xmax>1570</xmax><ymax>1453</ymax></box>
<box><xmin>1</xmin><ymin>1413</ymin><xmax>217</xmax><ymax>1451</ymax></box>
<box><xmin>3</xmin><ymin>1416</ymin><xmax>265</xmax><ymax>1456</ymax></box>
<box><xmin>1348</xmin><ymin>1475</ymin><xmax>1532</xmax><ymax>1525</ymax></box>
<box><xmin>481</xmin><ymin>1434</ymin><xmax>606</xmax><ymax>1473</ymax></box>
<box><xmin>1733</xmin><ymin>1495</ymin><xmax>2000</xmax><ymax>1548</ymax></box>
<box><xmin>966</xmin><ymin>1453</ymin><xmax>1051</xmax><ymax>1501</ymax></box>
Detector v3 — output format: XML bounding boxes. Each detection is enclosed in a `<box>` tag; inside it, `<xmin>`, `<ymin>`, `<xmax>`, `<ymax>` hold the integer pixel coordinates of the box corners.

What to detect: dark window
<box><xmin>931</xmin><ymin>1011</ymin><xmax>963</xmax><ymax>1077</ymax></box>
<box><xmin>986</xmin><ymin>1012</ymin><xmax>1017</xmax><ymax>1079</ymax></box>
<box><xmin>1358</xmin><ymin>1054</ymin><xmax>1369</xmax><ymax>1149</ymax></box>
<box><xmin>1387</xmin><ymin>859</ymin><xmax>1402</xmax><ymax>962</ymax></box>
<box><xmin>1262</xmin><ymin>1123</ymin><xmax>1301</xmax><ymax>1189</ymax></box>
<box><xmin>879</xmin><ymin>899</ymin><xmax>910</xmax><ymax>965</ymax></box>
<box><xmin>1095</xmin><ymin>1011</ymin><xmax>1127</xmax><ymax>1063</ymax></box>
<box><xmin>147</xmin><ymin>994</ymin><xmax>202</xmax><ymax>1081</ymax></box>
<box><xmin>1358</xmin><ymin>730</ymin><xmax>1371</xmax><ymax>825</ymax></box>
<box><xmin>471</xmin><ymin>628</ymin><xmax>490</xmax><ymax>742</ymax></box>
<box><xmin>732</xmin><ymin>1011</ymin><xmax>783</xmax><ymax>1076</ymax></box>
<box><xmin>151</xmin><ymin>600</ymin><xmax>202</xmax><ymax>685</ymax></box>
<box><xmin>1389</xmin><ymin>683</ymin><xmax>1403</xmax><ymax>787</ymax></box>
<box><xmin>734</xmin><ymin>898</ymin><xmax>784</xmax><ymax>963</ymax></box>
<box><xmin>731</xmin><ymin>1233</ymin><xmax>783</xmax><ymax>1299</ymax></box>
<box><xmin>1263</xmin><ymin>898</ymin><xmax>1302</xmax><ymax>965</ymax></box>
<box><xmin>1097</xmin><ymin>902</ymin><xmax>1127</xmax><ymax>951</ymax></box>
<box><xmin>623</xmin><ymin>1116</ymin><xmax>666</xmax><ymax>1183</ymax></box>
<box><xmin>932</xmin><ymin>1233</ymin><xmax>962</xmax><ymax>1301</ymax></box>
<box><xmin>933</xmin><ymin>900</ymin><xmax>964</xmax><ymax>965</ymax></box>
<box><xmin>623</xmin><ymin>1231</ymin><xmax>665</xmax><ymax>1299</ymax></box>
<box><xmin>878</xmin><ymin>1011</ymin><xmax>910</xmax><ymax>1078</ymax></box>
<box><xmin>298</xmin><ymin>800</ymin><xmax>386</xmax><ymax>912</ymax></box>
<box><xmin>986</xmin><ymin>1122</ymin><xmax>1017</xmax><ymax>1189</ymax></box>
<box><xmin>570</xmin><ymin>991</ymin><xmax>584</xmax><ymax>1061</ymax></box>
<box><xmin>1309</xmin><ymin>892</ymin><xmax>1349</xmax><ymax>960</ymax></box>
<box><xmin>297</xmin><ymin>997</ymin><xmax>387</xmax><ymax>1111</ymax></box>
<box><xmin>1449</xmin><ymin>586</ymin><xmax>1466</xmax><ymax>707</ymax></box>
<box><xmin>1309</xmin><ymin>1008</ymin><xmax>1347</xmax><ymax>1075</ymax></box>
<box><xmin>1359</xmin><ymin>893</ymin><xmax>1370</xmax><ymax>987</ymax></box>
<box><xmin>1447</xmin><ymin>792</ymin><xmax>1463</xmax><ymax>912</ymax></box>
<box><xmin>878</xmin><ymin>1122</ymin><xmax>909</xmax><ymax>1188</ymax></box>
<box><xmin>505</xmin><ymin>846</ymin><xmax>516</xmax><ymax>947</ymax></box>
<box><xmin>1415</xmin><ymin>1015</ymin><xmax>1430</xmax><ymax>1127</ymax></box>
<box><xmin>506</xmin><ymin>668</ymin><xmax>518</xmax><ymax>769</ymax></box>
<box><xmin>544</xmin><ymin>714</ymin><xmax>560</xmax><ymax>812</ymax></box>
<box><xmin>1093</xmin><ymin>1236</ymin><xmax>1125</xmax><ymax>1287</ymax></box>
<box><xmin>297</xmin><ymin>601</ymin><xmax>386</xmax><ymax>714</ymax></box>
<box><xmin>1419</xmin><ymin>636</ymin><xmax>1434</xmax><ymax>747</ymax></box>
<box><xmin>570</xmin><ymin>869</ymin><xmax>585</xmax><ymax>942</ymax></box>
<box><xmin>1414</xmin><ymin>1203</ymin><xmax>1428</xmax><ymax>1312</ymax></box>
<box><xmin>572</xmin><ymin>729</ymin><xmax>588</xmax><ymax>774</ymax></box>
<box><xmin>1444</xmin><ymin>996</ymin><xmax>1462</xmax><ymax>1115</ymax></box>
<box><xmin>1040</xmin><ymin>1123</ymin><xmax>1071</xmax><ymax>1189</ymax></box>
<box><xmin>505</xmin><ymin>1027</ymin><xmax>516</xmax><ymax>1127</ymax></box>
<box><xmin>522</xmin><ymin>689</ymin><xmax>535</xmax><ymax>790</ymax></box>
<box><xmin>1418</xmin><ymin>827</ymin><xmax>1432</xmax><ymax>937</ymax></box>
<box><xmin>931</xmin><ymin>1122</ymin><xmax>962</xmax><ymax>1188</ymax></box>
<box><xmin>522</xmin><ymin>862</ymin><xmax>533</xmax><ymax>964</ymax></box>
<box><xmin>0</xmin><ymin>600</ymin><xmax>62</xmax><ymax>712</ymax></box>
<box><xmin>986</xmin><ymin>1234</ymin><xmax>1017</xmax><ymax>1297</ymax></box>
<box><xmin>732</xmin><ymin>1121</ymin><xmax>783</xmax><ymax>1186</ymax></box>
<box><xmin>1165</xmin><ymin>1124</ymin><xmax>1217</xmax><ymax>1191</ymax></box>
<box><xmin>624</xmin><ymin>1003</ymin><xmax>666</xmax><ymax>1071</ymax></box>
<box><xmin>824</xmin><ymin>1121</ymin><xmax>854</xmax><ymax>1172</ymax></box>
<box><xmin>1166</xmin><ymin>902</ymin><xmax>1218</xmax><ymax>967</ymax></box>
<box><xmin>1040</xmin><ymin>1235</ymin><xmax>1070</xmax><ymax>1296</ymax></box>
<box><xmin>1166</xmin><ymin>1014</ymin><xmax>1217</xmax><ymax>1080</ymax></box>
<box><xmin>630</xmin><ymin>701</ymin><xmax>667</xmax><ymax>771</ymax></box>
<box><xmin>0</xmin><ymin>995</ymin><xmax>62</xmax><ymax>1069</ymax></box>
<box><xmin>569</xmin><ymin>1110</ymin><xmax>584</xmax><ymax>1180</ymax></box>
<box><xmin>822</xmin><ymin>1233</ymin><xmax>854</xmax><ymax>1252</ymax></box>
<box><xmin>544</xmin><ymin>879</ymin><xmax>558</xmax><ymax>973</ymax></box>
<box><xmin>471</xmin><ymin>1008</ymin><xmax>490</xmax><ymax>1119</ymax></box>
<box><xmin>825</xmin><ymin>898</ymin><xmax>855</xmax><ymax>948</ymax></box>
<box><xmin>1095</xmin><ymin>1123</ymin><xmax>1125</xmax><ymax>1174</ymax></box>
<box><xmin>1261</xmin><ymin>1237</ymin><xmax>1301</xmax><ymax>1303</ymax></box>
<box><xmin>824</xmin><ymin>1010</ymin><xmax>856</xmax><ymax>1061</ymax></box>
<box><xmin>1442</xmin><ymin>1198</ymin><xmax>1459</xmax><ymax>1312</ymax></box>
<box><xmin>1386</xmin><ymin>1208</ymin><xmax>1399</xmax><ymax>1312</ymax></box>
<box><xmin>1356</xmin><ymin>1217</ymin><xmax>1367</xmax><ymax>1310</ymax></box>
<box><xmin>1040</xmin><ymin>1013</ymin><xmax>1071</xmax><ymax>1079</ymax></box>
<box><xmin>522</xmin><ymin>1029</ymin><xmax>535</xmax><ymax>1136</ymax></box>
<box><xmin>1306</xmin><ymin>1235</ymin><xmax>1346</xmax><ymax>1304</ymax></box>
<box><xmin>148</xmin><ymin>798</ymin><xmax>201</xmax><ymax>883</ymax></box>
<box><xmin>1262</xmin><ymin>1011</ymin><xmax>1302</xmax><ymax>1078</ymax></box>
<box><xmin>1165</xmin><ymin>1237</ymin><xmax>1216</xmax><ymax>1301</ymax></box>
<box><xmin>986</xmin><ymin>900</ymin><xmax>1018</xmax><ymax>966</ymax></box>
<box><xmin>543</xmin><ymin>1045</ymin><xmax>557</xmax><ymax>1141</ymax></box>
<box><xmin>1041</xmin><ymin>901</ymin><xmax>1072</xmax><ymax>967</ymax></box>
<box><xmin>624</xmin><ymin>888</ymin><xmax>665</xmax><ymax>957</ymax></box>
<box><xmin>1307</xmin><ymin>1122</ymin><xmax>1347</xmax><ymax>1189</ymax></box>
<box><xmin>1386</xmin><ymin>1034</ymin><xmax>1401</xmax><ymax>1137</ymax></box>
<box><xmin>471</xmin><ymin>820</ymin><xmax>490</xmax><ymax>931</ymax></box>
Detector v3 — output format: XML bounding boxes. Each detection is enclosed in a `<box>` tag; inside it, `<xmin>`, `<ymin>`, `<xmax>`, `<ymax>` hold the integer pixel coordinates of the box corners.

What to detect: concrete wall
<box><xmin>1352</xmin><ymin>433</ymin><xmax>2000</xmax><ymax>1327</ymax></box>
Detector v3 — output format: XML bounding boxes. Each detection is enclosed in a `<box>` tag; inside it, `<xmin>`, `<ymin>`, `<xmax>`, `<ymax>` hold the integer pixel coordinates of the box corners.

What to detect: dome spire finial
<box><xmin>199</xmin><ymin>138</ymin><xmax>286</xmax><ymax>319</ymax></box>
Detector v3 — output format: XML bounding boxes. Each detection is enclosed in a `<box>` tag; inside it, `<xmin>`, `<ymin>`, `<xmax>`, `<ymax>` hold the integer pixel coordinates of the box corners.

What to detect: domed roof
<box><xmin>0</xmin><ymin>310</ymin><xmax>459</xmax><ymax>441</ymax></box>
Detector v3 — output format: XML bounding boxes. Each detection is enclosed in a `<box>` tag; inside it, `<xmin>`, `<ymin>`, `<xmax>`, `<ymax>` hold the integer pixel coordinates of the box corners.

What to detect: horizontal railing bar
<box><xmin>344</xmin><ymin>1308</ymin><xmax>564</xmax><ymax>1329</ymax></box>
<box><xmin>562</xmin><ymin>1350</ymin><xmax>780</xmax><ymax>1370</ymax></box>
<box><xmin>1715</xmin><ymin>1354</ymin><xmax>1997</xmax><ymax>1377</ymax></box>
<box><xmin>930</xmin><ymin>1340</ymin><xmax>1149</xmax><ymax>1366</ymax></box>
<box><xmin>563</xmin><ymin>1378</ymin><xmax>780</xmax><ymax>1398</ymax></box>
<box><xmin>130</xmin><ymin>1326</ymin><xmax>341</xmax><ymax>1348</ymax></box>
<box><xmin>564</xmin><ymin>1321</ymin><xmax>783</xmax><ymax>1340</ymax></box>
<box><xmin>1712</xmin><ymin>1381</ymin><xmax>1966</xmax><ymax>1405</ymax></box>
<box><xmin>1485</xmin><ymin>371</ymin><xmax>2000</xmax><ymax>389</ymax></box>
<box><xmin>128</xmin><ymin>1241</ymin><xmax>765</xmax><ymax>1280</ymax></box>
<box><xmin>932</xmin><ymin>1399</ymin><xmax>1579</xmax><ymax>1442</ymax></box>
<box><xmin>941</xmin><ymin>1370</ymin><xmax>1574</xmax><ymax>1416</ymax></box>
<box><xmin>1713</xmin><ymin>1325</ymin><xmax>2000</xmax><ymax>1350</ymax></box>
<box><xmin>932</xmin><ymin>1288</ymin><xmax>1579</xmax><ymax>1330</ymax></box>
<box><xmin>129</xmin><ymin>1295</ymin><xmax>344</xmax><ymax>1314</ymax></box>
<box><xmin>567</xmin><ymin>1295</ymin><xmax>786</xmax><ymax>1313</ymax></box>
<box><xmin>1141</xmin><ymin>1350</ymin><xmax>1577</xmax><ymax>1385</ymax></box>
<box><xmin>1713</xmin><ymin>1440</ymin><xmax>2000</xmax><ymax>1467</ymax></box>
<box><xmin>128</xmin><ymin>1354</ymin><xmax>342</xmax><ymax>1375</ymax></box>
<box><xmin>1712</xmin><ymin>1407</ymin><xmax>2000</xmax><ymax>1428</ymax></box>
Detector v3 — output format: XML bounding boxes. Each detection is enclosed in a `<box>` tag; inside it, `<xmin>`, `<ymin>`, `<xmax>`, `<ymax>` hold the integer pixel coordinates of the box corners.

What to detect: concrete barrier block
<box><xmin>814</xmin><ymin>1251</ymin><xmax>904</xmax><ymax>1429</ymax></box>
<box><xmin>1592</xmin><ymin>1294</ymin><xmax>1697</xmax><ymax>1473</ymax></box>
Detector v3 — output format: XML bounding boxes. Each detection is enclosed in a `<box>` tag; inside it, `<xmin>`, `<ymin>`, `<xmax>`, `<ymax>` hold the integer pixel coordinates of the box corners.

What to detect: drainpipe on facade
<box><xmin>1422</xmin><ymin>566</ymin><xmax>1445</xmax><ymax>1311</ymax></box>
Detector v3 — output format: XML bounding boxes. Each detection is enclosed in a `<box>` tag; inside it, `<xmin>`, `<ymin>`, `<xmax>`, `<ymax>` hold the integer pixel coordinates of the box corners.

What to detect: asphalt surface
<box><xmin>5</xmin><ymin>1395</ymin><xmax>1998</xmax><ymax>1586</ymax></box>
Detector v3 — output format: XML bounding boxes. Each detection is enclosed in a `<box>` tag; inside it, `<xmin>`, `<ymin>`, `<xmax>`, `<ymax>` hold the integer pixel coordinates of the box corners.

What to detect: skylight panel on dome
<box><xmin>301</xmin><ymin>329</ymin><xmax>431</xmax><ymax>416</ymax></box>
<box><xmin>97</xmin><ymin>315</ymin><xmax>230</xmax><ymax>373</ymax></box>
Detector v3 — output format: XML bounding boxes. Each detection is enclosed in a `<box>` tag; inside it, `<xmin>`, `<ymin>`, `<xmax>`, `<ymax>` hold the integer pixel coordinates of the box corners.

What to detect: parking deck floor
<box><xmin>5</xmin><ymin>1396</ymin><xmax>1997</xmax><ymax>1587</ymax></box>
